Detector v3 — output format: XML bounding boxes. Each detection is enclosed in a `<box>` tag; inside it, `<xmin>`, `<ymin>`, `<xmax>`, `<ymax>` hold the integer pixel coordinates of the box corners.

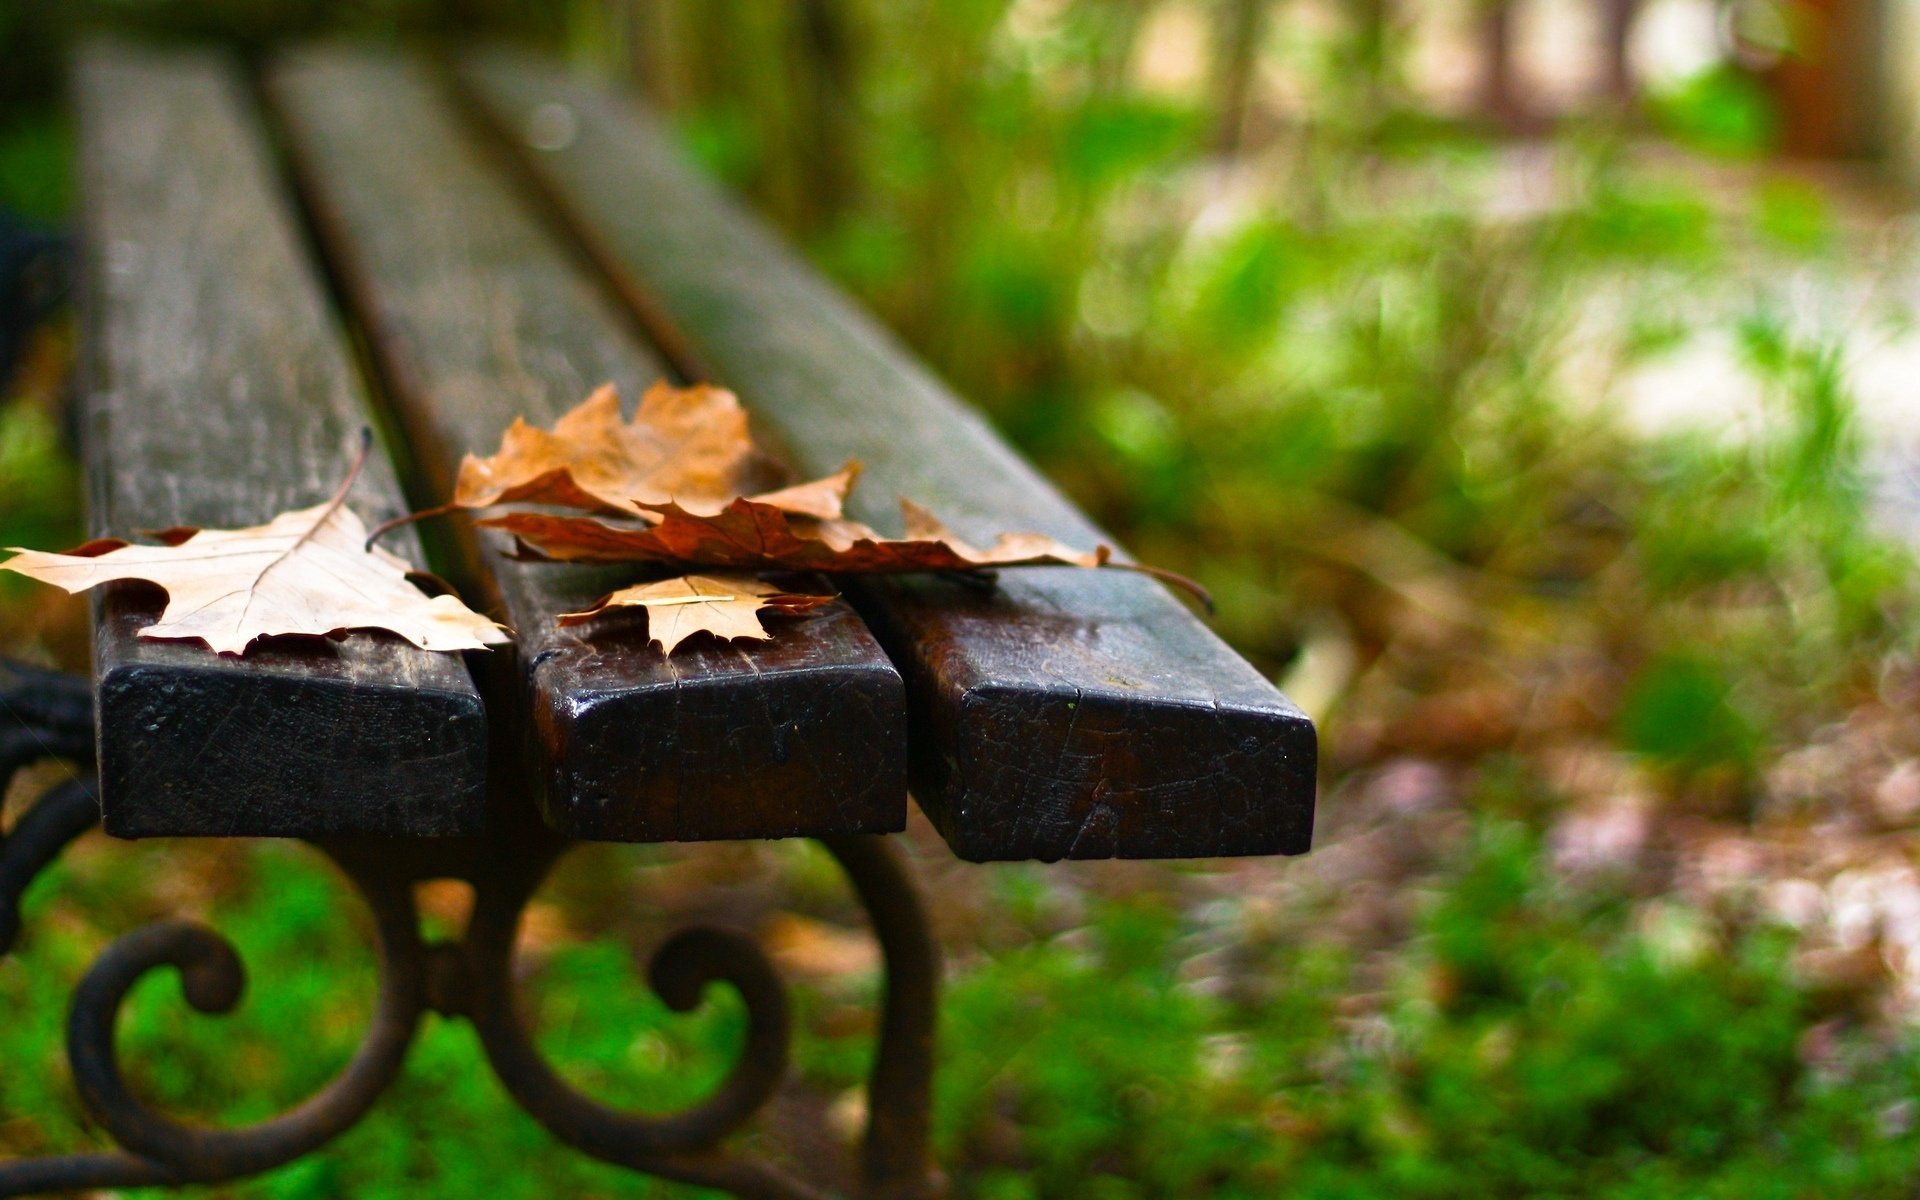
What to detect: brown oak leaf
<box><xmin>453</xmin><ymin>380</ymin><xmax>858</xmax><ymax>520</ymax></box>
<box><xmin>486</xmin><ymin>495</ymin><xmax>1110</xmax><ymax>574</ymax></box>
<box><xmin>558</xmin><ymin>571</ymin><xmax>836</xmax><ymax>654</ymax></box>
<box><xmin>1</xmin><ymin>445</ymin><xmax>508</xmax><ymax>656</ymax></box>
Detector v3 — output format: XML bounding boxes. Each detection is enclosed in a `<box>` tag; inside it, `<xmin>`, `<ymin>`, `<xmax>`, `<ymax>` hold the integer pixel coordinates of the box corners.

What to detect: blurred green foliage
<box><xmin>0</xmin><ymin>399</ymin><xmax>79</xmax><ymax>601</ymax></box>
<box><xmin>1645</xmin><ymin>64</ymin><xmax>1777</xmax><ymax>158</ymax></box>
<box><xmin>946</xmin><ymin>823</ymin><xmax>1920</xmax><ymax>1199</ymax></box>
<box><xmin>634</xmin><ymin>5</ymin><xmax>1916</xmax><ymax>808</ymax></box>
<box><xmin>10</xmin><ymin>822</ymin><xmax>1919</xmax><ymax>1198</ymax></box>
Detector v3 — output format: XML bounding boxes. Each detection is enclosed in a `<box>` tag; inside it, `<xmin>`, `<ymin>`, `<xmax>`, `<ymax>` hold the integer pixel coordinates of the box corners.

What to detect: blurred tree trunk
<box><xmin>1213</xmin><ymin>0</ymin><xmax>1268</xmax><ymax>154</ymax></box>
<box><xmin>1091</xmin><ymin>0</ymin><xmax>1156</xmax><ymax>96</ymax></box>
<box><xmin>1600</xmin><ymin>0</ymin><xmax>1640</xmax><ymax>105</ymax></box>
<box><xmin>787</xmin><ymin>0</ymin><xmax>857</xmax><ymax>234</ymax></box>
<box><xmin>628</xmin><ymin>0</ymin><xmax>729</xmax><ymax>109</ymax></box>
<box><xmin>1762</xmin><ymin>0</ymin><xmax>1878</xmax><ymax>157</ymax></box>
<box><xmin>1347</xmin><ymin>0</ymin><xmax>1392</xmax><ymax>134</ymax></box>
<box><xmin>629</xmin><ymin>0</ymin><xmax>692</xmax><ymax>109</ymax></box>
<box><xmin>1476</xmin><ymin>0</ymin><xmax>1523</xmax><ymax>130</ymax></box>
<box><xmin>1351</xmin><ymin>0</ymin><xmax>1390</xmax><ymax>75</ymax></box>
<box><xmin>630</xmin><ymin>0</ymin><xmax>860</xmax><ymax>235</ymax></box>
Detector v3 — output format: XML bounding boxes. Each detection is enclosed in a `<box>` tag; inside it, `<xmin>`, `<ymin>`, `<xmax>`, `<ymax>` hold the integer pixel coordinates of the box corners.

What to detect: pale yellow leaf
<box><xmin>558</xmin><ymin>572</ymin><xmax>834</xmax><ymax>655</ymax></box>
<box><xmin>1</xmin><ymin>499</ymin><xmax>508</xmax><ymax>657</ymax></box>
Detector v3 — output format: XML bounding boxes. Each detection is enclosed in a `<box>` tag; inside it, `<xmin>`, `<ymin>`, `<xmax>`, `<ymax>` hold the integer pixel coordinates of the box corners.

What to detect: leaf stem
<box><xmin>364</xmin><ymin>501</ymin><xmax>457</xmax><ymax>553</ymax></box>
<box><xmin>336</xmin><ymin>427</ymin><xmax>375</xmax><ymax>505</ymax></box>
<box><xmin>1099</xmin><ymin>561</ymin><xmax>1215</xmax><ymax>614</ymax></box>
<box><xmin>300</xmin><ymin>427</ymin><xmax>375</xmax><ymax>551</ymax></box>
<box><xmin>233</xmin><ymin>428</ymin><xmax>379</xmax><ymax>634</ymax></box>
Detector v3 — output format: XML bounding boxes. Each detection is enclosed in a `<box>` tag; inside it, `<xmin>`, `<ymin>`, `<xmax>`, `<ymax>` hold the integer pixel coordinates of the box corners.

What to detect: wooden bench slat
<box><xmin>73</xmin><ymin>43</ymin><xmax>489</xmax><ymax>838</ymax></box>
<box><xmin>265</xmin><ymin>49</ymin><xmax>908</xmax><ymax>843</ymax></box>
<box><xmin>459</xmin><ymin>54</ymin><xmax>1317</xmax><ymax>861</ymax></box>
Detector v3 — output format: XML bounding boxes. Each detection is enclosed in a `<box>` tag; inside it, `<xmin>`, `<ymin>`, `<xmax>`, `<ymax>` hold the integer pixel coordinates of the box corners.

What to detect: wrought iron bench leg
<box><xmin>0</xmin><ymin>661</ymin><xmax>944</xmax><ymax>1200</ymax></box>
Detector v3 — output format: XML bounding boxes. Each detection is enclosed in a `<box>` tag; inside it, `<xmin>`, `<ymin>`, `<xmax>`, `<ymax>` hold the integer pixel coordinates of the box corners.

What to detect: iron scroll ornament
<box><xmin>0</xmin><ymin>660</ymin><xmax>942</xmax><ymax>1200</ymax></box>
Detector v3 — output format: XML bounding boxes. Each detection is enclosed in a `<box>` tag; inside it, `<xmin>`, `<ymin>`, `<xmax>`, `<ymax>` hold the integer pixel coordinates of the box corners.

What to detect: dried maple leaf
<box><xmin>452</xmin><ymin>380</ymin><xmax>858</xmax><ymax>520</ymax></box>
<box><xmin>485</xmin><ymin>495</ymin><xmax>1110</xmax><ymax>574</ymax></box>
<box><xmin>418</xmin><ymin>381</ymin><xmax>1209</xmax><ymax>608</ymax></box>
<box><xmin>0</xmin><ymin>437</ymin><xmax>509</xmax><ymax>656</ymax></box>
<box><xmin>558</xmin><ymin>572</ymin><xmax>836</xmax><ymax>654</ymax></box>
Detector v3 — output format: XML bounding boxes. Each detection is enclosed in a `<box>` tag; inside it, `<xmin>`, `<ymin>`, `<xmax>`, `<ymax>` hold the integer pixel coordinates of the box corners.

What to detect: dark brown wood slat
<box><xmin>459</xmin><ymin>54</ymin><xmax>1317</xmax><ymax>862</ymax></box>
<box><xmin>266</xmin><ymin>49</ymin><xmax>907</xmax><ymax>843</ymax></box>
<box><xmin>71</xmin><ymin>43</ymin><xmax>488</xmax><ymax>838</ymax></box>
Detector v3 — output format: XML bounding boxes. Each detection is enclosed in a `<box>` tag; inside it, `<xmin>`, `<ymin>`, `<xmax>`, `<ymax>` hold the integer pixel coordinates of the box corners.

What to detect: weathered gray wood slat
<box><xmin>72</xmin><ymin>43</ymin><xmax>489</xmax><ymax>838</ymax></box>
<box><xmin>266</xmin><ymin>49</ymin><xmax>907</xmax><ymax>842</ymax></box>
<box><xmin>460</xmin><ymin>54</ymin><xmax>1317</xmax><ymax>861</ymax></box>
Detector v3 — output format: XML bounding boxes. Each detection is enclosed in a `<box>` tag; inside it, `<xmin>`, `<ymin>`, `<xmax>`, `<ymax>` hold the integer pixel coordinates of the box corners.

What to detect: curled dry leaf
<box><xmin>559</xmin><ymin>571</ymin><xmax>836</xmax><ymax>654</ymax></box>
<box><xmin>0</xmin><ymin>440</ymin><xmax>508</xmax><ymax>656</ymax></box>
<box><xmin>453</xmin><ymin>380</ymin><xmax>858</xmax><ymax>520</ymax></box>
<box><xmin>432</xmin><ymin>379</ymin><xmax>1210</xmax><ymax>611</ymax></box>
<box><xmin>487</xmin><ymin>495</ymin><xmax>1109</xmax><ymax>574</ymax></box>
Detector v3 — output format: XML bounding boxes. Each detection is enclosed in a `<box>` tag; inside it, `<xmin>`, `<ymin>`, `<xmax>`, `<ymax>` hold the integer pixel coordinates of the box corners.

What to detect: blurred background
<box><xmin>6</xmin><ymin>0</ymin><xmax>1920</xmax><ymax>1195</ymax></box>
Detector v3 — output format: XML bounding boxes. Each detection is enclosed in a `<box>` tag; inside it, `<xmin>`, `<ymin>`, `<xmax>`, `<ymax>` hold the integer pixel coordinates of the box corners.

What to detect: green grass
<box><xmin>5</xmin><ymin>822</ymin><xmax>1920</xmax><ymax>1197</ymax></box>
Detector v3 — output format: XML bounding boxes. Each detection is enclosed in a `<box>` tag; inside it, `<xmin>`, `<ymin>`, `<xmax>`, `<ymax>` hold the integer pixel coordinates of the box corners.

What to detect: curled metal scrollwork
<box><xmin>0</xmin><ymin>660</ymin><xmax>943</xmax><ymax>1200</ymax></box>
<box><xmin>1</xmin><ymin>659</ymin><xmax>98</xmax><ymax>957</ymax></box>
<box><xmin>458</xmin><ymin>832</ymin><xmax>942</xmax><ymax>1200</ymax></box>
<box><xmin>0</xmin><ymin>834</ymin><xmax>428</xmax><ymax>1194</ymax></box>
<box><xmin>64</xmin><ymin>850</ymin><xmax>425</xmax><ymax>1182</ymax></box>
<box><xmin>0</xmin><ymin>660</ymin><xmax>93</xmax><ymax>776</ymax></box>
<box><xmin>0</xmin><ymin>779</ymin><xmax>98</xmax><ymax>958</ymax></box>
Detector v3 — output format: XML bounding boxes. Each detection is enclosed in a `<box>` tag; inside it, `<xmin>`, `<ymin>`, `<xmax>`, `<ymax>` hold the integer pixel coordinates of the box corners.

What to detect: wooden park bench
<box><xmin>0</xmin><ymin>42</ymin><xmax>1316</xmax><ymax>1199</ymax></box>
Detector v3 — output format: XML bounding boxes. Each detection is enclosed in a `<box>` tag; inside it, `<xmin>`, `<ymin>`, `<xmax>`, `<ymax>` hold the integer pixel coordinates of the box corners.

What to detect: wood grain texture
<box><xmin>72</xmin><ymin>43</ymin><xmax>489</xmax><ymax>838</ymax></box>
<box><xmin>460</xmin><ymin>53</ymin><xmax>1317</xmax><ymax>861</ymax></box>
<box><xmin>266</xmin><ymin>49</ymin><xmax>906</xmax><ymax>842</ymax></box>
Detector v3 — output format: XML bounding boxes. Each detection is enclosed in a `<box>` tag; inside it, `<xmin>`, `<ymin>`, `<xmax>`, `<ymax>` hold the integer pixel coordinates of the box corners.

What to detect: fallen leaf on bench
<box><xmin>0</xmin><ymin>439</ymin><xmax>509</xmax><ymax>656</ymax></box>
<box><xmin>421</xmin><ymin>379</ymin><xmax>1209</xmax><ymax>608</ymax></box>
<box><xmin>558</xmin><ymin>572</ymin><xmax>836</xmax><ymax>654</ymax></box>
<box><xmin>488</xmin><ymin>495</ymin><xmax>1109</xmax><ymax>574</ymax></box>
<box><xmin>453</xmin><ymin>381</ymin><xmax>857</xmax><ymax>520</ymax></box>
